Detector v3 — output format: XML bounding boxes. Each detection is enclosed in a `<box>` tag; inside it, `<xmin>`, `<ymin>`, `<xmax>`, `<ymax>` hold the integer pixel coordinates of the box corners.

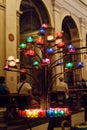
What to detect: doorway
<box><xmin>62</xmin><ymin>16</ymin><xmax>80</xmax><ymax>86</ymax></box>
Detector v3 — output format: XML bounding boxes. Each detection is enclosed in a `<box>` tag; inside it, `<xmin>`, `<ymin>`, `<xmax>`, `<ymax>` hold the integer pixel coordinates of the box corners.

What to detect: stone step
<box><xmin>0</xmin><ymin>123</ymin><xmax>7</xmax><ymax>130</ymax></box>
<box><xmin>0</xmin><ymin>124</ymin><xmax>27</xmax><ymax>130</ymax></box>
<box><xmin>7</xmin><ymin>118</ymin><xmax>26</xmax><ymax>125</ymax></box>
<box><xmin>0</xmin><ymin>119</ymin><xmax>28</xmax><ymax>130</ymax></box>
<box><xmin>0</xmin><ymin>111</ymin><xmax>6</xmax><ymax>124</ymax></box>
<box><xmin>7</xmin><ymin>125</ymin><xmax>26</xmax><ymax>130</ymax></box>
<box><xmin>0</xmin><ymin>110</ymin><xmax>29</xmax><ymax>130</ymax></box>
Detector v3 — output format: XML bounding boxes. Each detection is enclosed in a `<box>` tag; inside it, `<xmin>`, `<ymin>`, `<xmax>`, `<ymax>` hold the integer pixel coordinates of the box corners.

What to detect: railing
<box><xmin>69</xmin><ymin>88</ymin><xmax>87</xmax><ymax>110</ymax></box>
<box><xmin>0</xmin><ymin>93</ymin><xmax>31</xmax><ymax>109</ymax></box>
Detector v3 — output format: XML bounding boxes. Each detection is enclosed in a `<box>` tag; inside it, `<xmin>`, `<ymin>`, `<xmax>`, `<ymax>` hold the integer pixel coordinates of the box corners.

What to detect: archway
<box><xmin>19</xmin><ymin>0</ymin><xmax>51</xmax><ymax>95</ymax></box>
<box><xmin>20</xmin><ymin>0</ymin><xmax>51</xmax><ymax>36</ymax></box>
<box><xmin>62</xmin><ymin>16</ymin><xmax>80</xmax><ymax>86</ymax></box>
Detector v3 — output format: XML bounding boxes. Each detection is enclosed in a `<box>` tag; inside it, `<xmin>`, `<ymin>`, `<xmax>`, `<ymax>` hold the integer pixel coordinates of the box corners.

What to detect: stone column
<box><xmin>5</xmin><ymin>0</ymin><xmax>17</xmax><ymax>92</ymax></box>
<box><xmin>0</xmin><ymin>1</ymin><xmax>5</xmax><ymax>76</ymax></box>
<box><xmin>80</xmin><ymin>18</ymin><xmax>87</xmax><ymax>80</ymax></box>
<box><xmin>52</xmin><ymin>4</ymin><xmax>64</xmax><ymax>90</ymax></box>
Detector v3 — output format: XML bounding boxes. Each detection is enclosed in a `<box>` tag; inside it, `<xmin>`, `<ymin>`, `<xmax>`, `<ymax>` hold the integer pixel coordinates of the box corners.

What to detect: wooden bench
<box><xmin>0</xmin><ymin>94</ymin><xmax>30</xmax><ymax>110</ymax></box>
<box><xmin>49</xmin><ymin>91</ymin><xmax>68</xmax><ymax>108</ymax></box>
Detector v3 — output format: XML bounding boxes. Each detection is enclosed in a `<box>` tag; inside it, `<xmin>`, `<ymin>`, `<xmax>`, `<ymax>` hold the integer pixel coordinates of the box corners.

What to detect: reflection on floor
<box><xmin>0</xmin><ymin>108</ymin><xmax>85</xmax><ymax>130</ymax></box>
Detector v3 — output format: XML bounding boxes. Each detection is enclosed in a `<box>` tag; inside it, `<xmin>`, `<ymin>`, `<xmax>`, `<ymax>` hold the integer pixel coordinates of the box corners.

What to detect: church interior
<box><xmin>0</xmin><ymin>0</ymin><xmax>87</xmax><ymax>130</ymax></box>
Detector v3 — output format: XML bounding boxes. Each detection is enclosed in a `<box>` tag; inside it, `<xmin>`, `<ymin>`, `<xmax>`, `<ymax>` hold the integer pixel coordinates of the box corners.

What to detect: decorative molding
<box><xmin>0</xmin><ymin>0</ymin><xmax>5</xmax><ymax>8</ymax></box>
<box><xmin>79</xmin><ymin>0</ymin><xmax>87</xmax><ymax>6</ymax></box>
<box><xmin>0</xmin><ymin>0</ymin><xmax>5</xmax><ymax>5</ymax></box>
<box><xmin>8</xmin><ymin>33</ymin><xmax>14</xmax><ymax>42</ymax></box>
<box><xmin>55</xmin><ymin>0</ymin><xmax>87</xmax><ymax>22</ymax></box>
<box><xmin>54</xmin><ymin>3</ymin><xmax>61</xmax><ymax>13</ymax></box>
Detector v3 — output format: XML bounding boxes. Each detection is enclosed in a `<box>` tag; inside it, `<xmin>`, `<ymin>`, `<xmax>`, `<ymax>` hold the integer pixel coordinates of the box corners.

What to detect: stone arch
<box><xmin>62</xmin><ymin>16</ymin><xmax>80</xmax><ymax>85</ymax></box>
<box><xmin>19</xmin><ymin>0</ymin><xmax>51</xmax><ymax>35</ymax></box>
<box><xmin>18</xmin><ymin>0</ymin><xmax>53</xmax><ymax>94</ymax></box>
<box><xmin>62</xmin><ymin>16</ymin><xmax>80</xmax><ymax>47</ymax></box>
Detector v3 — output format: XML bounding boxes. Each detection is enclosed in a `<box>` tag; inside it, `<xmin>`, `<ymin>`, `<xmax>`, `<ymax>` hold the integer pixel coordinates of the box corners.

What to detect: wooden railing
<box><xmin>69</xmin><ymin>88</ymin><xmax>87</xmax><ymax>109</ymax></box>
<box><xmin>0</xmin><ymin>93</ymin><xmax>31</xmax><ymax>109</ymax></box>
<box><xmin>69</xmin><ymin>88</ymin><xmax>87</xmax><ymax>97</ymax></box>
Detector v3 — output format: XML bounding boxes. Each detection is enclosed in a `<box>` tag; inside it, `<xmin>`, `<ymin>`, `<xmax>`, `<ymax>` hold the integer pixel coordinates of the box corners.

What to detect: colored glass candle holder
<box><xmin>18</xmin><ymin>107</ymin><xmax>70</xmax><ymax>118</ymax></box>
<box><xmin>77</xmin><ymin>61</ymin><xmax>83</xmax><ymax>68</ymax></box>
<box><xmin>39</xmin><ymin>28</ymin><xmax>45</xmax><ymax>35</ymax></box>
<box><xmin>65</xmin><ymin>62</ymin><xmax>73</xmax><ymax>69</ymax></box>
<box><xmin>20</xmin><ymin>43</ymin><xmax>26</xmax><ymax>49</ymax></box>
<box><xmin>26</xmin><ymin>36</ymin><xmax>33</xmax><ymax>43</ymax></box>
<box><xmin>25</xmin><ymin>50</ymin><xmax>35</xmax><ymax>57</ymax></box>
<box><xmin>47</xmin><ymin>48</ymin><xmax>54</xmax><ymax>54</ymax></box>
